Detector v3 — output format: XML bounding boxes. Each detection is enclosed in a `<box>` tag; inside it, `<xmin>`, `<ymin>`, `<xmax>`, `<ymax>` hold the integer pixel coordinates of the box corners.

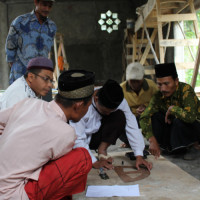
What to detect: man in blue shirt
<box><xmin>5</xmin><ymin>0</ymin><xmax>57</xmax><ymax>85</ymax></box>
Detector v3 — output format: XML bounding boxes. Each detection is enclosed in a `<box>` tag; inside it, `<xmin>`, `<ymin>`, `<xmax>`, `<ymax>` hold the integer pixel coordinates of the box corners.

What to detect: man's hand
<box><xmin>165</xmin><ymin>106</ymin><xmax>174</xmax><ymax>124</ymax></box>
<box><xmin>148</xmin><ymin>136</ymin><xmax>160</xmax><ymax>158</ymax></box>
<box><xmin>136</xmin><ymin>104</ymin><xmax>146</xmax><ymax>115</ymax></box>
<box><xmin>92</xmin><ymin>158</ymin><xmax>114</xmax><ymax>170</ymax></box>
<box><xmin>135</xmin><ymin>156</ymin><xmax>152</xmax><ymax>171</ymax></box>
<box><xmin>0</xmin><ymin>122</ymin><xmax>5</xmax><ymax>135</ymax></box>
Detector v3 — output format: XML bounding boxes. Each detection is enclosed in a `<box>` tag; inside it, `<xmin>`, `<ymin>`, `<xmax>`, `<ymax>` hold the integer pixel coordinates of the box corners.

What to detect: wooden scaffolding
<box><xmin>124</xmin><ymin>0</ymin><xmax>200</xmax><ymax>87</ymax></box>
<box><xmin>53</xmin><ymin>33</ymin><xmax>69</xmax><ymax>88</ymax></box>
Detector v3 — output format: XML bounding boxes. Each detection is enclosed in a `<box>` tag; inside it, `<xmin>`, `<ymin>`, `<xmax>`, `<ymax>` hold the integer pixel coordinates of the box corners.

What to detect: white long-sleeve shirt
<box><xmin>70</xmin><ymin>98</ymin><xmax>145</xmax><ymax>163</ymax></box>
<box><xmin>0</xmin><ymin>99</ymin><xmax>76</xmax><ymax>200</ymax></box>
<box><xmin>0</xmin><ymin>76</ymin><xmax>38</xmax><ymax>110</ymax></box>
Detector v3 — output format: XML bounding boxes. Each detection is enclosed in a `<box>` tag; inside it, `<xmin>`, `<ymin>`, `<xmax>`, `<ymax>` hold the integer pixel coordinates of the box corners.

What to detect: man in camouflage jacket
<box><xmin>140</xmin><ymin>63</ymin><xmax>200</xmax><ymax>160</ymax></box>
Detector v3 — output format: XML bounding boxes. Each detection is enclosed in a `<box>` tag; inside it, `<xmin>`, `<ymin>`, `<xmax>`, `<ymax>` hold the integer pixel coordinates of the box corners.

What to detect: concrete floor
<box><xmin>74</xmin><ymin>139</ymin><xmax>200</xmax><ymax>200</ymax></box>
<box><xmin>162</xmin><ymin>151</ymin><xmax>200</xmax><ymax>181</ymax></box>
<box><xmin>108</xmin><ymin>139</ymin><xmax>200</xmax><ymax>181</ymax></box>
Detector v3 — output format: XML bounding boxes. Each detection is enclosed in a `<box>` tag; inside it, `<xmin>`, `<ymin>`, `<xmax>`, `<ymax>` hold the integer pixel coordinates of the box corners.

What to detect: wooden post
<box><xmin>156</xmin><ymin>0</ymin><xmax>164</xmax><ymax>63</ymax></box>
<box><xmin>188</xmin><ymin>0</ymin><xmax>200</xmax><ymax>38</ymax></box>
<box><xmin>191</xmin><ymin>38</ymin><xmax>200</xmax><ymax>88</ymax></box>
<box><xmin>54</xmin><ymin>37</ymin><xmax>60</xmax><ymax>80</ymax></box>
<box><xmin>140</xmin><ymin>28</ymin><xmax>158</xmax><ymax>65</ymax></box>
<box><xmin>132</xmin><ymin>33</ymin><xmax>137</xmax><ymax>62</ymax></box>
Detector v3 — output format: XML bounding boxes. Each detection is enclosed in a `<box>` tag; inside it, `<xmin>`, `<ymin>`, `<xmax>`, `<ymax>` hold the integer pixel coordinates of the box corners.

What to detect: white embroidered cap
<box><xmin>126</xmin><ymin>62</ymin><xmax>144</xmax><ymax>80</ymax></box>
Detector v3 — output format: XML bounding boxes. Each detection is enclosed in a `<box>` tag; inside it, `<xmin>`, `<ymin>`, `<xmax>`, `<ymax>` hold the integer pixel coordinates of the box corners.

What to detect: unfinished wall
<box><xmin>2</xmin><ymin>0</ymin><xmax>147</xmax><ymax>87</ymax></box>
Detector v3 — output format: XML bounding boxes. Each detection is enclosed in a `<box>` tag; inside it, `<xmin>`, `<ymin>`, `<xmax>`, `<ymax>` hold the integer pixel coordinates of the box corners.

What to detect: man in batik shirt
<box><xmin>5</xmin><ymin>0</ymin><xmax>56</xmax><ymax>85</ymax></box>
<box><xmin>140</xmin><ymin>63</ymin><xmax>200</xmax><ymax>160</ymax></box>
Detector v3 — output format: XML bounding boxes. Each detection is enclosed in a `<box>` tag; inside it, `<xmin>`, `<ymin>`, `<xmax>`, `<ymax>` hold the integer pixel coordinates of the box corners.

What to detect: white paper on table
<box><xmin>86</xmin><ymin>184</ymin><xmax>140</xmax><ymax>197</ymax></box>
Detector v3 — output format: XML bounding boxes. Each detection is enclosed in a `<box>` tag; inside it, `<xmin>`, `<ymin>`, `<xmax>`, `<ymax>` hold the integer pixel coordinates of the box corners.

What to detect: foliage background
<box><xmin>184</xmin><ymin>10</ymin><xmax>200</xmax><ymax>87</ymax></box>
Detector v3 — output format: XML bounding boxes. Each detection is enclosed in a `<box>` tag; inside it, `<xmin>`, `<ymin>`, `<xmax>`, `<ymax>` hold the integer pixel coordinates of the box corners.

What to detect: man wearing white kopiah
<box><xmin>70</xmin><ymin>79</ymin><xmax>152</xmax><ymax>171</ymax></box>
<box><xmin>0</xmin><ymin>57</ymin><xmax>54</xmax><ymax>110</ymax></box>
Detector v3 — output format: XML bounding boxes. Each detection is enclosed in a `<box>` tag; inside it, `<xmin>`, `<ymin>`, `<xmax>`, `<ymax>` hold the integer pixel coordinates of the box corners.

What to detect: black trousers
<box><xmin>151</xmin><ymin>112</ymin><xmax>200</xmax><ymax>152</ymax></box>
<box><xmin>89</xmin><ymin>110</ymin><xmax>126</xmax><ymax>150</ymax></box>
<box><xmin>119</xmin><ymin>115</ymin><xmax>140</xmax><ymax>146</ymax></box>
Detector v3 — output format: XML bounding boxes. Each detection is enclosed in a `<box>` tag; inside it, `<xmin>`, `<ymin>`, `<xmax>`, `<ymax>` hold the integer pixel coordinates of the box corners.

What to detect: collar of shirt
<box><xmin>91</xmin><ymin>96</ymin><xmax>117</xmax><ymax>117</ymax></box>
<box><xmin>49</xmin><ymin>100</ymin><xmax>67</xmax><ymax>122</ymax></box>
<box><xmin>22</xmin><ymin>76</ymin><xmax>38</xmax><ymax>99</ymax></box>
<box><xmin>30</xmin><ymin>10</ymin><xmax>49</xmax><ymax>24</ymax></box>
<box><xmin>126</xmin><ymin>78</ymin><xmax>149</xmax><ymax>92</ymax></box>
<box><xmin>92</xmin><ymin>99</ymin><xmax>103</xmax><ymax>117</ymax></box>
<box><xmin>161</xmin><ymin>84</ymin><xmax>179</xmax><ymax>100</ymax></box>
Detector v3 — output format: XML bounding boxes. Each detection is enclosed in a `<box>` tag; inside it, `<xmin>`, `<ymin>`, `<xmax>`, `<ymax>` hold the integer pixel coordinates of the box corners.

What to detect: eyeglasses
<box><xmin>32</xmin><ymin>72</ymin><xmax>55</xmax><ymax>84</ymax></box>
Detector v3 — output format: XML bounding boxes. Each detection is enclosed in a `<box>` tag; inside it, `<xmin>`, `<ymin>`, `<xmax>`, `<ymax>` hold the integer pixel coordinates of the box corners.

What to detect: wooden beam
<box><xmin>53</xmin><ymin>37</ymin><xmax>60</xmax><ymax>80</ymax></box>
<box><xmin>160</xmin><ymin>0</ymin><xmax>187</xmax><ymax>4</ymax></box>
<box><xmin>156</xmin><ymin>0</ymin><xmax>165</xmax><ymax>63</ymax></box>
<box><xmin>159</xmin><ymin>39</ymin><xmax>199</xmax><ymax>46</ymax></box>
<box><xmin>132</xmin><ymin>33</ymin><xmax>137</xmax><ymax>62</ymax></box>
<box><xmin>188</xmin><ymin>0</ymin><xmax>200</xmax><ymax>38</ymax></box>
<box><xmin>127</xmin><ymin>54</ymin><xmax>155</xmax><ymax>60</ymax></box>
<box><xmin>175</xmin><ymin>62</ymin><xmax>195</xmax><ymax>69</ymax></box>
<box><xmin>175</xmin><ymin>2</ymin><xmax>189</xmax><ymax>14</ymax></box>
<box><xmin>140</xmin><ymin>29</ymin><xmax>158</xmax><ymax>65</ymax></box>
<box><xmin>157</xmin><ymin>13</ymin><xmax>196</xmax><ymax>22</ymax></box>
<box><xmin>145</xmin><ymin>69</ymin><xmax>155</xmax><ymax>75</ymax></box>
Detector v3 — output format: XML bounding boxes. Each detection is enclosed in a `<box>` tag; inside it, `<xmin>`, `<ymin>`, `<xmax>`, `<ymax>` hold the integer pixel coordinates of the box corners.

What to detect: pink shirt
<box><xmin>0</xmin><ymin>98</ymin><xmax>76</xmax><ymax>200</ymax></box>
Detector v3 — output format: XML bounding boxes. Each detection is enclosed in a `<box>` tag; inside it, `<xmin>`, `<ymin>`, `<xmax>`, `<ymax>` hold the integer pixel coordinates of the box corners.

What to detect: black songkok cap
<box><xmin>98</xmin><ymin>79</ymin><xmax>124</xmax><ymax>109</ymax></box>
<box><xmin>58</xmin><ymin>69</ymin><xmax>95</xmax><ymax>99</ymax></box>
<box><xmin>155</xmin><ymin>63</ymin><xmax>178</xmax><ymax>78</ymax></box>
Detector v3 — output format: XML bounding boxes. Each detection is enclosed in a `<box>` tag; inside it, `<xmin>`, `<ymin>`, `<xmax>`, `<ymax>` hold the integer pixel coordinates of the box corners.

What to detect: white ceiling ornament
<box><xmin>98</xmin><ymin>10</ymin><xmax>121</xmax><ymax>34</ymax></box>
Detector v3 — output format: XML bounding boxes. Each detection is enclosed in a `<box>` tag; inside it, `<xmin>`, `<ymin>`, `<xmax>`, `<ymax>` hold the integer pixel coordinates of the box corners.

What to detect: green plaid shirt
<box><xmin>140</xmin><ymin>82</ymin><xmax>200</xmax><ymax>139</ymax></box>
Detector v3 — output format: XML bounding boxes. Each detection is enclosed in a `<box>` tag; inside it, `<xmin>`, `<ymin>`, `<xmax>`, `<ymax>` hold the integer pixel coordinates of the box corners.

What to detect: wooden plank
<box><xmin>160</xmin><ymin>2</ymin><xmax>188</xmax><ymax>12</ymax></box>
<box><xmin>148</xmin><ymin>10</ymin><xmax>157</xmax><ymax>18</ymax></box>
<box><xmin>174</xmin><ymin>2</ymin><xmax>189</xmax><ymax>14</ymax></box>
<box><xmin>157</xmin><ymin>13</ymin><xmax>196</xmax><ymax>22</ymax></box>
<box><xmin>134</xmin><ymin>0</ymin><xmax>156</xmax><ymax>32</ymax></box>
<box><xmin>143</xmin><ymin>62</ymin><xmax>195</xmax><ymax>74</ymax></box>
<box><xmin>142</xmin><ymin>22</ymin><xmax>158</xmax><ymax>28</ymax></box>
<box><xmin>175</xmin><ymin>62</ymin><xmax>195</xmax><ymax>69</ymax></box>
<box><xmin>160</xmin><ymin>0</ymin><xmax>187</xmax><ymax>3</ymax></box>
<box><xmin>156</xmin><ymin>0</ymin><xmax>165</xmax><ymax>63</ymax></box>
<box><xmin>137</xmin><ymin>39</ymin><xmax>149</xmax><ymax>44</ymax></box>
<box><xmin>53</xmin><ymin>37</ymin><xmax>60</xmax><ymax>80</ymax></box>
<box><xmin>132</xmin><ymin>33</ymin><xmax>137</xmax><ymax>62</ymax></box>
<box><xmin>159</xmin><ymin>39</ymin><xmax>199</xmax><ymax>46</ymax></box>
<box><xmin>155</xmin><ymin>38</ymin><xmax>160</xmax><ymax>61</ymax></box>
<box><xmin>160</xmin><ymin>6</ymin><xmax>180</xmax><ymax>9</ymax></box>
<box><xmin>145</xmin><ymin>66</ymin><xmax>155</xmax><ymax>75</ymax></box>
<box><xmin>127</xmin><ymin>54</ymin><xmax>155</xmax><ymax>60</ymax></box>
<box><xmin>140</xmin><ymin>28</ymin><xmax>158</xmax><ymax>65</ymax></box>
<box><xmin>125</xmin><ymin>62</ymin><xmax>195</xmax><ymax>70</ymax></box>
<box><xmin>126</xmin><ymin>40</ymin><xmax>151</xmax><ymax>48</ymax></box>
<box><xmin>145</xmin><ymin>69</ymin><xmax>155</xmax><ymax>75</ymax></box>
<box><xmin>188</xmin><ymin>0</ymin><xmax>200</xmax><ymax>38</ymax></box>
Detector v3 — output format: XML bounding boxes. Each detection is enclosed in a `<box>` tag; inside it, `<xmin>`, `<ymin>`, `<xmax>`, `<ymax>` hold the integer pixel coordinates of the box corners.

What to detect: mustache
<box><xmin>161</xmin><ymin>91</ymin><xmax>169</xmax><ymax>95</ymax></box>
<box><xmin>42</xmin><ymin>11</ymin><xmax>49</xmax><ymax>15</ymax></box>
